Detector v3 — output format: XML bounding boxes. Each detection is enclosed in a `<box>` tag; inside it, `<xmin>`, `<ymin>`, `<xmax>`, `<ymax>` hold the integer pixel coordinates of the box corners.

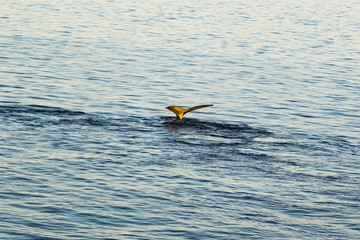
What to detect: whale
<box><xmin>165</xmin><ymin>104</ymin><xmax>213</xmax><ymax>120</ymax></box>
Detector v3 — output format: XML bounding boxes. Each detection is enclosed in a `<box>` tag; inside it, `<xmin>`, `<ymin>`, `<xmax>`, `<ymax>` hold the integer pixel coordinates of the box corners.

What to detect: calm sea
<box><xmin>1</xmin><ymin>0</ymin><xmax>359</xmax><ymax>239</ymax></box>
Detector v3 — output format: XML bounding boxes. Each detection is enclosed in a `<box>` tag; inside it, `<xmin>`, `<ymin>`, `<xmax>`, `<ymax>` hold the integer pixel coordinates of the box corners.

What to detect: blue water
<box><xmin>1</xmin><ymin>0</ymin><xmax>359</xmax><ymax>239</ymax></box>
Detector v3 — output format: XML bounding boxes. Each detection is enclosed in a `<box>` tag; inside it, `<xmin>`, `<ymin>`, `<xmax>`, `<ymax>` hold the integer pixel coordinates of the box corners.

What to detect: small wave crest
<box><xmin>0</xmin><ymin>104</ymin><xmax>86</xmax><ymax>116</ymax></box>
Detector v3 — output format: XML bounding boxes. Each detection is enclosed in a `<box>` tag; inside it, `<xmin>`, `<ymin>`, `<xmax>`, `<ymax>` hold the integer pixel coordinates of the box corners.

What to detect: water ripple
<box><xmin>1</xmin><ymin>0</ymin><xmax>360</xmax><ymax>239</ymax></box>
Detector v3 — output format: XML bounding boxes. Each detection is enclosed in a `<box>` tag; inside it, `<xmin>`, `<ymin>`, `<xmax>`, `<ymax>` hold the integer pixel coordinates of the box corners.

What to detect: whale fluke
<box><xmin>165</xmin><ymin>104</ymin><xmax>214</xmax><ymax>119</ymax></box>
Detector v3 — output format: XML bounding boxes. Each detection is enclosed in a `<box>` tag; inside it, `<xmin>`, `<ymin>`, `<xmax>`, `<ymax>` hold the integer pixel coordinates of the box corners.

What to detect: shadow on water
<box><xmin>0</xmin><ymin>104</ymin><xmax>129</xmax><ymax>129</ymax></box>
<box><xmin>159</xmin><ymin>116</ymin><xmax>275</xmax><ymax>155</ymax></box>
<box><xmin>0</xmin><ymin>104</ymin><xmax>288</xmax><ymax>156</ymax></box>
<box><xmin>1</xmin><ymin>104</ymin><xmax>356</xmax><ymax>179</ymax></box>
<box><xmin>0</xmin><ymin>104</ymin><xmax>271</xmax><ymax>135</ymax></box>
<box><xmin>0</xmin><ymin>104</ymin><xmax>86</xmax><ymax>116</ymax></box>
<box><xmin>161</xmin><ymin>116</ymin><xmax>272</xmax><ymax>138</ymax></box>
<box><xmin>156</xmin><ymin>116</ymin><xmax>280</xmax><ymax>171</ymax></box>
<box><xmin>1</xmin><ymin>104</ymin><xmax>275</xmax><ymax>154</ymax></box>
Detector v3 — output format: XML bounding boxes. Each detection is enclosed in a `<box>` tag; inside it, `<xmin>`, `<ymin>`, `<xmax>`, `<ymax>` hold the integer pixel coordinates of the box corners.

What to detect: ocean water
<box><xmin>1</xmin><ymin>0</ymin><xmax>359</xmax><ymax>239</ymax></box>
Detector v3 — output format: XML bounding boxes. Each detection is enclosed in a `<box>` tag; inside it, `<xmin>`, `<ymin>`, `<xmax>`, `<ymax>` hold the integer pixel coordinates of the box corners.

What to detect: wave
<box><xmin>0</xmin><ymin>104</ymin><xmax>130</xmax><ymax>129</ymax></box>
<box><xmin>0</xmin><ymin>104</ymin><xmax>86</xmax><ymax>117</ymax></box>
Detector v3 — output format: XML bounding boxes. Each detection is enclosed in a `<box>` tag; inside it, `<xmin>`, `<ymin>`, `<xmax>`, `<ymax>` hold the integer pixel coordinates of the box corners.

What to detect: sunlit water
<box><xmin>1</xmin><ymin>0</ymin><xmax>359</xmax><ymax>239</ymax></box>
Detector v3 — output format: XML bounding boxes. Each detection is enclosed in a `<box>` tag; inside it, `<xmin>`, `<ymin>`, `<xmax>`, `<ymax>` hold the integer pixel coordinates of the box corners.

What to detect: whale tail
<box><xmin>165</xmin><ymin>104</ymin><xmax>214</xmax><ymax>119</ymax></box>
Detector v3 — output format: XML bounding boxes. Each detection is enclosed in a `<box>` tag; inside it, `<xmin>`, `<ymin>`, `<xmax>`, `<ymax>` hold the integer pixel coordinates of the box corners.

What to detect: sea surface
<box><xmin>1</xmin><ymin>0</ymin><xmax>359</xmax><ymax>239</ymax></box>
